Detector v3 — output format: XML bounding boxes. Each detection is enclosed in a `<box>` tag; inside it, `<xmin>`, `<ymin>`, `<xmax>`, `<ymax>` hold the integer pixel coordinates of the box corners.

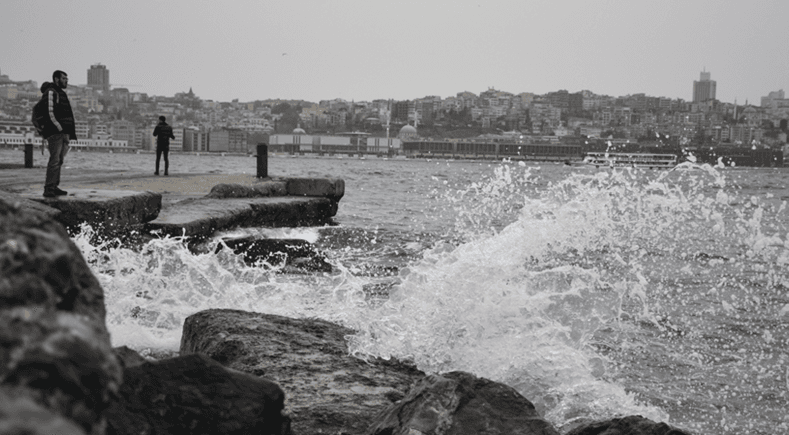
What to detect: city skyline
<box><xmin>1</xmin><ymin>0</ymin><xmax>787</xmax><ymax>105</ymax></box>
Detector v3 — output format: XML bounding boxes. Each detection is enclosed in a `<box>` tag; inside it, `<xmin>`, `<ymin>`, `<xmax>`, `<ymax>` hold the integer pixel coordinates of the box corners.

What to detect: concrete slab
<box><xmin>284</xmin><ymin>178</ymin><xmax>345</xmax><ymax>201</ymax></box>
<box><xmin>1</xmin><ymin>169</ymin><xmax>344</xmax><ymax>240</ymax></box>
<box><xmin>146</xmin><ymin>196</ymin><xmax>336</xmax><ymax>239</ymax></box>
<box><xmin>21</xmin><ymin>189</ymin><xmax>161</xmax><ymax>235</ymax></box>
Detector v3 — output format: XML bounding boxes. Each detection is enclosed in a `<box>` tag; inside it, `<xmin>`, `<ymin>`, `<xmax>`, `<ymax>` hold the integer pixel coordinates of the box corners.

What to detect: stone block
<box><xmin>283</xmin><ymin>177</ymin><xmax>345</xmax><ymax>201</ymax></box>
<box><xmin>180</xmin><ymin>309</ymin><xmax>424</xmax><ymax>435</ymax></box>
<box><xmin>146</xmin><ymin>196</ymin><xmax>336</xmax><ymax>240</ymax></box>
<box><xmin>368</xmin><ymin>371</ymin><xmax>559</xmax><ymax>435</ymax></box>
<box><xmin>205</xmin><ymin>181</ymin><xmax>288</xmax><ymax>199</ymax></box>
<box><xmin>105</xmin><ymin>353</ymin><xmax>290</xmax><ymax>435</ymax></box>
<box><xmin>29</xmin><ymin>189</ymin><xmax>161</xmax><ymax>235</ymax></box>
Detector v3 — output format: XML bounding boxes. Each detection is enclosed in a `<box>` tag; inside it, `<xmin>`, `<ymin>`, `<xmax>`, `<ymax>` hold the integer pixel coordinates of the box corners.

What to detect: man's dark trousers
<box><xmin>44</xmin><ymin>133</ymin><xmax>69</xmax><ymax>192</ymax></box>
<box><xmin>155</xmin><ymin>145</ymin><xmax>169</xmax><ymax>175</ymax></box>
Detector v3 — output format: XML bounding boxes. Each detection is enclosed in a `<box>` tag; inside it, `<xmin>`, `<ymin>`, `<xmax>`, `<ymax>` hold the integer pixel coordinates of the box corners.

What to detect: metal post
<box><xmin>24</xmin><ymin>144</ymin><xmax>33</xmax><ymax>168</ymax></box>
<box><xmin>256</xmin><ymin>143</ymin><xmax>268</xmax><ymax>178</ymax></box>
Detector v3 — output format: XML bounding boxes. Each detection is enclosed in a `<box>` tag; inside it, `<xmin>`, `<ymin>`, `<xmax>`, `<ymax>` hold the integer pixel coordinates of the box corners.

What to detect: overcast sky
<box><xmin>2</xmin><ymin>0</ymin><xmax>787</xmax><ymax>104</ymax></box>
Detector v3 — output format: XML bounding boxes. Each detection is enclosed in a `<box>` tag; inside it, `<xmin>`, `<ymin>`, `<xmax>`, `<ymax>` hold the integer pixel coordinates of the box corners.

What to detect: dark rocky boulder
<box><xmin>367</xmin><ymin>371</ymin><xmax>559</xmax><ymax>435</ymax></box>
<box><xmin>0</xmin><ymin>197</ymin><xmax>108</xmax><ymax>323</ymax></box>
<box><xmin>0</xmin><ymin>189</ymin><xmax>62</xmax><ymax>221</ymax></box>
<box><xmin>180</xmin><ymin>309</ymin><xmax>425</xmax><ymax>435</ymax></box>
<box><xmin>0</xmin><ymin>390</ymin><xmax>87</xmax><ymax>435</ymax></box>
<box><xmin>105</xmin><ymin>352</ymin><xmax>291</xmax><ymax>435</ymax></box>
<box><xmin>0</xmin><ymin>310</ymin><xmax>122</xmax><ymax>434</ymax></box>
<box><xmin>0</xmin><ymin>197</ymin><xmax>122</xmax><ymax>434</ymax></box>
<box><xmin>566</xmin><ymin>415</ymin><xmax>693</xmax><ymax>435</ymax></box>
<box><xmin>215</xmin><ymin>236</ymin><xmax>333</xmax><ymax>272</ymax></box>
<box><xmin>112</xmin><ymin>345</ymin><xmax>150</xmax><ymax>369</ymax></box>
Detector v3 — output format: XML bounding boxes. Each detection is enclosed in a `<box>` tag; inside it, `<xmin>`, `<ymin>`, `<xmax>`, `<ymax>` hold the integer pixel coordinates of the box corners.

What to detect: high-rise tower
<box><xmin>693</xmin><ymin>70</ymin><xmax>716</xmax><ymax>103</ymax></box>
<box><xmin>87</xmin><ymin>63</ymin><xmax>110</xmax><ymax>93</ymax></box>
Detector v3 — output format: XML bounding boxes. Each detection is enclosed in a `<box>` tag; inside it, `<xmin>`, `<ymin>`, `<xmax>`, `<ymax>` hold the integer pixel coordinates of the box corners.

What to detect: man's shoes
<box><xmin>43</xmin><ymin>188</ymin><xmax>67</xmax><ymax>198</ymax></box>
<box><xmin>154</xmin><ymin>172</ymin><xmax>159</xmax><ymax>175</ymax></box>
<box><xmin>164</xmin><ymin>172</ymin><xmax>169</xmax><ymax>176</ymax></box>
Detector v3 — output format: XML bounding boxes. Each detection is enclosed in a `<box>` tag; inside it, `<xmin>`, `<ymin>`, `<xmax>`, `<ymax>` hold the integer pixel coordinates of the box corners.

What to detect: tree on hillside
<box><xmin>271</xmin><ymin>102</ymin><xmax>291</xmax><ymax>114</ymax></box>
<box><xmin>273</xmin><ymin>103</ymin><xmax>302</xmax><ymax>133</ymax></box>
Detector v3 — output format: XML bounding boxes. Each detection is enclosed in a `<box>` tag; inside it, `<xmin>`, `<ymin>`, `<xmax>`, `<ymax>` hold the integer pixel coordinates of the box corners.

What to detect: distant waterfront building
<box><xmin>110</xmin><ymin>120</ymin><xmax>135</xmax><ymax>144</ymax></box>
<box><xmin>183</xmin><ymin>127</ymin><xmax>208</xmax><ymax>152</ymax></box>
<box><xmin>693</xmin><ymin>71</ymin><xmax>716</xmax><ymax>103</ymax></box>
<box><xmin>93</xmin><ymin>123</ymin><xmax>110</xmax><ymax>140</ymax></box>
<box><xmin>208</xmin><ymin>127</ymin><xmax>247</xmax><ymax>153</ymax></box>
<box><xmin>74</xmin><ymin>120</ymin><xmax>90</xmax><ymax>139</ymax></box>
<box><xmin>268</xmin><ymin>132</ymin><xmax>401</xmax><ymax>155</ymax></box>
<box><xmin>87</xmin><ymin>63</ymin><xmax>110</xmax><ymax>93</ymax></box>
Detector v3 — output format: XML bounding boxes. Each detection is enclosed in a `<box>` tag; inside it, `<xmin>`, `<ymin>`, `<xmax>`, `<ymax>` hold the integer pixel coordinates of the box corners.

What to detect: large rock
<box><xmin>566</xmin><ymin>415</ymin><xmax>692</xmax><ymax>435</ymax></box>
<box><xmin>105</xmin><ymin>352</ymin><xmax>291</xmax><ymax>435</ymax></box>
<box><xmin>0</xmin><ymin>189</ymin><xmax>61</xmax><ymax>221</ymax></box>
<box><xmin>0</xmin><ymin>310</ymin><xmax>122</xmax><ymax>435</ymax></box>
<box><xmin>0</xmin><ymin>197</ymin><xmax>108</xmax><ymax>323</ymax></box>
<box><xmin>0</xmin><ymin>391</ymin><xmax>87</xmax><ymax>435</ymax></box>
<box><xmin>0</xmin><ymin>197</ymin><xmax>122</xmax><ymax>434</ymax></box>
<box><xmin>368</xmin><ymin>371</ymin><xmax>559</xmax><ymax>435</ymax></box>
<box><xmin>180</xmin><ymin>309</ymin><xmax>425</xmax><ymax>435</ymax></box>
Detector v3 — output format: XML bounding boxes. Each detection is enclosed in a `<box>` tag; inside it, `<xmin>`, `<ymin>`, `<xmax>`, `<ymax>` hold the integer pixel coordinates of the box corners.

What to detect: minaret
<box><xmin>733</xmin><ymin>98</ymin><xmax>738</xmax><ymax>121</ymax></box>
<box><xmin>385</xmin><ymin>99</ymin><xmax>391</xmax><ymax>142</ymax></box>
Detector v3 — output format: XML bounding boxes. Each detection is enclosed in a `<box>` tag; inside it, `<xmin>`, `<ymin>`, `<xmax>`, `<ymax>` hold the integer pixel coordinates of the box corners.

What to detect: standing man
<box><xmin>153</xmin><ymin>116</ymin><xmax>175</xmax><ymax>175</ymax></box>
<box><xmin>40</xmin><ymin>70</ymin><xmax>77</xmax><ymax>197</ymax></box>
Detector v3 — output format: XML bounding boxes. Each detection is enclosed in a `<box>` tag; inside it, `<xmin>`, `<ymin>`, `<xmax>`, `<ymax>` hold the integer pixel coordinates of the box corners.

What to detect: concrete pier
<box><xmin>0</xmin><ymin>168</ymin><xmax>344</xmax><ymax>240</ymax></box>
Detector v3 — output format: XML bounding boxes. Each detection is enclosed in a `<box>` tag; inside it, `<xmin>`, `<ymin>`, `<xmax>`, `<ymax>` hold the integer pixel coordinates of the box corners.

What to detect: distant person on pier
<box><xmin>36</xmin><ymin>70</ymin><xmax>77</xmax><ymax>197</ymax></box>
<box><xmin>153</xmin><ymin>116</ymin><xmax>175</xmax><ymax>175</ymax></box>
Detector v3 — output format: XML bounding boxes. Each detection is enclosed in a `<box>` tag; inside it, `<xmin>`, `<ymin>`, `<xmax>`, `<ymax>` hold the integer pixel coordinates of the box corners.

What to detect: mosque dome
<box><xmin>398</xmin><ymin>124</ymin><xmax>417</xmax><ymax>139</ymax></box>
<box><xmin>293</xmin><ymin>127</ymin><xmax>306</xmax><ymax>135</ymax></box>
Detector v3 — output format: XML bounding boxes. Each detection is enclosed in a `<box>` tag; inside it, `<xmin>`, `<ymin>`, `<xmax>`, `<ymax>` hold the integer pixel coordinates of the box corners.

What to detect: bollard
<box><xmin>24</xmin><ymin>144</ymin><xmax>34</xmax><ymax>168</ymax></box>
<box><xmin>256</xmin><ymin>143</ymin><xmax>268</xmax><ymax>178</ymax></box>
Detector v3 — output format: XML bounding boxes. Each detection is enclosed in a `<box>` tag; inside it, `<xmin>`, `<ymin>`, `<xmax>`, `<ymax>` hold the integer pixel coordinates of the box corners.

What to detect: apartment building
<box><xmin>208</xmin><ymin>127</ymin><xmax>247</xmax><ymax>153</ymax></box>
<box><xmin>183</xmin><ymin>127</ymin><xmax>208</xmax><ymax>152</ymax></box>
<box><xmin>693</xmin><ymin>71</ymin><xmax>716</xmax><ymax>103</ymax></box>
<box><xmin>110</xmin><ymin>120</ymin><xmax>136</xmax><ymax>144</ymax></box>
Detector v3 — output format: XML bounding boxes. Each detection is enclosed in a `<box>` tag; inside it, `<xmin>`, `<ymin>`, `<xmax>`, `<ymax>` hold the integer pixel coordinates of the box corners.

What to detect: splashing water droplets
<box><xmin>66</xmin><ymin>156</ymin><xmax>788</xmax><ymax>434</ymax></box>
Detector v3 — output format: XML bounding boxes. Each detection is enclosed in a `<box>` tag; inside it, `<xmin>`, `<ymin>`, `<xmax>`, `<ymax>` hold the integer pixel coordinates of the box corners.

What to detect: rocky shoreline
<box><xmin>0</xmin><ymin>196</ymin><xmax>693</xmax><ymax>434</ymax></box>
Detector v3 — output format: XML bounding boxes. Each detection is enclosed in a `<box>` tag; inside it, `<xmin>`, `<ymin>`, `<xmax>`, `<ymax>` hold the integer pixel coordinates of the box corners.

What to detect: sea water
<box><xmin>2</xmin><ymin>149</ymin><xmax>788</xmax><ymax>434</ymax></box>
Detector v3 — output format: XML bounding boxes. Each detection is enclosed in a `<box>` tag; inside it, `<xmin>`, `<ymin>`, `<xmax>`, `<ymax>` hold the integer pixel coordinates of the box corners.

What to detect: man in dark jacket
<box><xmin>40</xmin><ymin>70</ymin><xmax>77</xmax><ymax>197</ymax></box>
<box><xmin>152</xmin><ymin>116</ymin><xmax>175</xmax><ymax>175</ymax></box>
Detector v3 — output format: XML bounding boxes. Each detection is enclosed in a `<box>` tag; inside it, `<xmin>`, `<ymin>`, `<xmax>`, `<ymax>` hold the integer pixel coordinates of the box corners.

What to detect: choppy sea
<box><xmin>3</xmin><ymin>149</ymin><xmax>788</xmax><ymax>434</ymax></box>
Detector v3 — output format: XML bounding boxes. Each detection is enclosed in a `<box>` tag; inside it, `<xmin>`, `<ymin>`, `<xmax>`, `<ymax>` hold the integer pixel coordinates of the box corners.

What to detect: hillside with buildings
<box><xmin>1</xmin><ymin>65</ymin><xmax>788</xmax><ymax>164</ymax></box>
